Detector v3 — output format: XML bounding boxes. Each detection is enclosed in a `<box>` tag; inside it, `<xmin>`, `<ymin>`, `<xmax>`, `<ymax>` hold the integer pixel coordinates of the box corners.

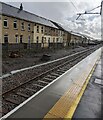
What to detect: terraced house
<box><xmin>0</xmin><ymin>2</ymin><xmax>89</xmax><ymax>51</ymax></box>
<box><xmin>0</xmin><ymin>2</ymin><xmax>68</xmax><ymax>50</ymax></box>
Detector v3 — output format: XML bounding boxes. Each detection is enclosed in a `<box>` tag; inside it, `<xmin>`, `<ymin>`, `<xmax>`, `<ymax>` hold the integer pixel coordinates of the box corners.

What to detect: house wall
<box><xmin>1</xmin><ymin>14</ymin><xmax>85</xmax><ymax>51</ymax></box>
<box><xmin>33</xmin><ymin>23</ymin><xmax>44</xmax><ymax>43</ymax></box>
<box><xmin>70</xmin><ymin>34</ymin><xmax>81</xmax><ymax>45</ymax></box>
<box><xmin>2</xmin><ymin>15</ymin><xmax>34</xmax><ymax>44</ymax></box>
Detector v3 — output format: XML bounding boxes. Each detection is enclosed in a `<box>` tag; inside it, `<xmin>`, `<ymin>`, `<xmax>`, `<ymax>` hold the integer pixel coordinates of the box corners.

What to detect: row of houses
<box><xmin>0</xmin><ymin>2</ymin><xmax>94</xmax><ymax>51</ymax></box>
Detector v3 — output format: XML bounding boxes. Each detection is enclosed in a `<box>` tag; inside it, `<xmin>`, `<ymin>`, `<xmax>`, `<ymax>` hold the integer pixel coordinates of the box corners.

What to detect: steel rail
<box><xmin>2</xmin><ymin>47</ymin><xmax>97</xmax><ymax>96</ymax></box>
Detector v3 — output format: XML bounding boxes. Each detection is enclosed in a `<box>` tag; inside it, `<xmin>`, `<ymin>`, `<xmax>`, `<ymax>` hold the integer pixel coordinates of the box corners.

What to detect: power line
<box><xmin>76</xmin><ymin>2</ymin><xmax>102</xmax><ymax>20</ymax></box>
<box><xmin>71</xmin><ymin>0</ymin><xmax>86</xmax><ymax>21</ymax></box>
<box><xmin>69</xmin><ymin>0</ymin><xmax>85</xmax><ymax>21</ymax></box>
<box><xmin>86</xmin><ymin>5</ymin><xmax>101</xmax><ymax>13</ymax></box>
<box><xmin>69</xmin><ymin>0</ymin><xmax>78</xmax><ymax>11</ymax></box>
<box><xmin>100</xmin><ymin>1</ymin><xmax>103</xmax><ymax>15</ymax></box>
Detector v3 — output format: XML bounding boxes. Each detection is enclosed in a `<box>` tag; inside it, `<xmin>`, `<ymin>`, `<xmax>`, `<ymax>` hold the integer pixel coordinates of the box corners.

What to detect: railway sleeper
<box><xmin>38</xmin><ymin>80</ymin><xmax>49</xmax><ymax>84</ymax></box>
<box><xmin>37</xmin><ymin>81</ymin><xmax>48</xmax><ymax>86</ymax></box>
<box><xmin>58</xmin><ymin>69</ymin><xmax>66</xmax><ymax>73</ymax></box>
<box><xmin>58</xmin><ymin>68</ymin><xmax>66</xmax><ymax>71</ymax></box>
<box><xmin>56</xmin><ymin>70</ymin><xmax>65</xmax><ymax>74</ymax></box>
<box><xmin>46</xmin><ymin>75</ymin><xmax>57</xmax><ymax>79</ymax></box>
<box><xmin>17</xmin><ymin>89</ymin><xmax>33</xmax><ymax>97</ymax></box>
<box><xmin>55</xmin><ymin>71</ymin><xmax>64</xmax><ymax>75</ymax></box>
<box><xmin>5</xmin><ymin>98</ymin><xmax>20</xmax><ymax>105</ymax></box>
<box><xmin>60</xmin><ymin>68</ymin><xmax>70</xmax><ymax>71</ymax></box>
<box><xmin>33</xmin><ymin>83</ymin><xmax>44</xmax><ymax>88</ymax></box>
<box><xmin>27</xmin><ymin>85</ymin><xmax>41</xmax><ymax>92</ymax></box>
<box><xmin>63</xmin><ymin>66</ymin><xmax>70</xmax><ymax>70</ymax></box>
<box><xmin>50</xmin><ymin>73</ymin><xmax>60</xmax><ymax>77</ymax></box>
<box><xmin>16</xmin><ymin>92</ymin><xmax>29</xmax><ymax>98</ymax></box>
<box><xmin>42</xmin><ymin>78</ymin><xmax>53</xmax><ymax>82</ymax></box>
<box><xmin>26</xmin><ymin>88</ymin><xmax>37</xmax><ymax>93</ymax></box>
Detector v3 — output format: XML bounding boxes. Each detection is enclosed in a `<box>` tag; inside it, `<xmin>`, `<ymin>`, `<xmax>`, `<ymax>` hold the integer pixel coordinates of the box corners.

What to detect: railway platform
<box><xmin>2</xmin><ymin>47</ymin><xmax>102</xmax><ymax>119</ymax></box>
<box><xmin>73</xmin><ymin>49</ymin><xmax>103</xmax><ymax>118</ymax></box>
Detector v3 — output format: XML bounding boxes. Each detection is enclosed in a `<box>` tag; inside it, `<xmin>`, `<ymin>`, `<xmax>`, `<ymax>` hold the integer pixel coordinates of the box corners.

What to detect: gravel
<box><xmin>2</xmin><ymin>46</ymin><xmax>95</xmax><ymax>94</ymax></box>
<box><xmin>2</xmin><ymin>45</ymin><xmax>101</xmax><ymax>116</ymax></box>
<box><xmin>2</xmin><ymin>46</ymin><xmax>87</xmax><ymax>74</ymax></box>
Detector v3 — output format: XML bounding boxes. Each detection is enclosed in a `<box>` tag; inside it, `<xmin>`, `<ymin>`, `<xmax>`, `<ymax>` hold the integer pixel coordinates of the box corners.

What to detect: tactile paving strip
<box><xmin>44</xmin><ymin>62</ymin><xmax>97</xmax><ymax>119</ymax></box>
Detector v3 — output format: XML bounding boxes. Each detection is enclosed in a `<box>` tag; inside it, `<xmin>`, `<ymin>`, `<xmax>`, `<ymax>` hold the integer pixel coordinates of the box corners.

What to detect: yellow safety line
<box><xmin>44</xmin><ymin>59</ymin><xmax>99</xmax><ymax>119</ymax></box>
<box><xmin>64</xmin><ymin>63</ymin><xmax>97</xmax><ymax>119</ymax></box>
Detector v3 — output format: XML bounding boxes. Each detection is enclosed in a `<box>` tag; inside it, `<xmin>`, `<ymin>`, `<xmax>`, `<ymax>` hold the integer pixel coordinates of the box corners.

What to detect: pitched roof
<box><xmin>0</xmin><ymin>2</ymin><xmax>58</xmax><ymax>29</ymax></box>
<box><xmin>50</xmin><ymin>21</ymin><xmax>65</xmax><ymax>31</ymax></box>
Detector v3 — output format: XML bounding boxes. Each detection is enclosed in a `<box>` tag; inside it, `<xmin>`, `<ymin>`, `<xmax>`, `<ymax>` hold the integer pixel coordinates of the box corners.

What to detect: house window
<box><xmin>28</xmin><ymin>35</ymin><xmax>30</xmax><ymax>43</ymax></box>
<box><xmin>4</xmin><ymin>35</ymin><xmax>8</xmax><ymax>43</ymax></box>
<box><xmin>21</xmin><ymin>22</ymin><xmax>24</xmax><ymax>30</ymax></box>
<box><xmin>37</xmin><ymin>26</ymin><xmax>39</xmax><ymax>33</ymax></box>
<box><xmin>20</xmin><ymin>35</ymin><xmax>23</xmax><ymax>43</ymax></box>
<box><xmin>4</xmin><ymin>19</ymin><xmax>8</xmax><ymax>27</ymax></box>
<box><xmin>28</xmin><ymin>23</ymin><xmax>30</xmax><ymax>31</ymax></box>
<box><xmin>15</xmin><ymin>35</ymin><xmax>18</xmax><ymax>43</ymax></box>
<box><xmin>14</xmin><ymin>20</ymin><xmax>17</xmax><ymax>29</ymax></box>
<box><xmin>36</xmin><ymin>36</ymin><xmax>39</xmax><ymax>43</ymax></box>
<box><xmin>41</xmin><ymin>26</ymin><xmax>43</xmax><ymax>33</ymax></box>
<box><xmin>37</xmin><ymin>36</ymin><xmax>39</xmax><ymax>40</ymax></box>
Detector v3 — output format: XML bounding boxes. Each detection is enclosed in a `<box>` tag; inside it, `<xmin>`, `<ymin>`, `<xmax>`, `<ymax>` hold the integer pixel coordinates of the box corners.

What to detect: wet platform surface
<box><xmin>73</xmin><ymin>50</ymin><xmax>103</xmax><ymax>119</ymax></box>
<box><xmin>2</xmin><ymin>48</ymin><xmax>102</xmax><ymax>119</ymax></box>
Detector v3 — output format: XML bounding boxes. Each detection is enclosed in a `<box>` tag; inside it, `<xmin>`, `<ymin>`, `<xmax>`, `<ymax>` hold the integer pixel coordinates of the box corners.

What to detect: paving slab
<box><xmin>73</xmin><ymin>50</ymin><xmax>103</xmax><ymax>119</ymax></box>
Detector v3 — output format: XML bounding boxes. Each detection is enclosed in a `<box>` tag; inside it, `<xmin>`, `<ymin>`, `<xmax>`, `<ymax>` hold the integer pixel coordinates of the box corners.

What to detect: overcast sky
<box><xmin>1</xmin><ymin>0</ymin><xmax>102</xmax><ymax>39</ymax></box>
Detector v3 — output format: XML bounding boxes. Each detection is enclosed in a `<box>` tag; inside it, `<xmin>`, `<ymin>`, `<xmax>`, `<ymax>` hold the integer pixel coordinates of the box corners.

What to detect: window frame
<box><xmin>36</xmin><ymin>36</ymin><xmax>39</xmax><ymax>43</ymax></box>
<box><xmin>4</xmin><ymin>19</ymin><xmax>8</xmax><ymax>28</ymax></box>
<box><xmin>36</xmin><ymin>36</ymin><xmax>39</xmax><ymax>40</ymax></box>
<box><xmin>14</xmin><ymin>20</ymin><xmax>18</xmax><ymax>29</ymax></box>
<box><xmin>15</xmin><ymin>35</ymin><xmax>19</xmax><ymax>43</ymax></box>
<box><xmin>28</xmin><ymin>23</ymin><xmax>31</xmax><ymax>31</ymax></box>
<box><xmin>4</xmin><ymin>34</ymin><xmax>8</xmax><ymax>43</ymax></box>
<box><xmin>21</xmin><ymin>22</ymin><xmax>24</xmax><ymax>30</ymax></box>
<box><xmin>20</xmin><ymin>35</ymin><xmax>23</xmax><ymax>43</ymax></box>
<box><xmin>37</xmin><ymin>26</ymin><xmax>39</xmax><ymax>33</ymax></box>
<box><xmin>41</xmin><ymin>26</ymin><xmax>44</xmax><ymax>33</ymax></box>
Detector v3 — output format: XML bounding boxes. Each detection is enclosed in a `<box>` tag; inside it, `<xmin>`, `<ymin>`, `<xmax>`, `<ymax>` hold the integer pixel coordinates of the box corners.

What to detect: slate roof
<box><xmin>0</xmin><ymin>2</ymin><xmax>58</xmax><ymax>29</ymax></box>
<box><xmin>51</xmin><ymin>21</ymin><xmax>65</xmax><ymax>31</ymax></box>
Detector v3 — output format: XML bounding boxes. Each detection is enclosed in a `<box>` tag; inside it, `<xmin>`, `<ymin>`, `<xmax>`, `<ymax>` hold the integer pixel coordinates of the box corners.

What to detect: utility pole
<box><xmin>100</xmin><ymin>1</ymin><xmax>103</xmax><ymax>15</ymax></box>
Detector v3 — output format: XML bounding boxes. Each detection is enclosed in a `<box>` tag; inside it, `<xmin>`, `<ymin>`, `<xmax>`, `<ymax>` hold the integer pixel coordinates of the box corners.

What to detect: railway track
<box><xmin>1</xmin><ymin>45</ymin><xmax>101</xmax><ymax>116</ymax></box>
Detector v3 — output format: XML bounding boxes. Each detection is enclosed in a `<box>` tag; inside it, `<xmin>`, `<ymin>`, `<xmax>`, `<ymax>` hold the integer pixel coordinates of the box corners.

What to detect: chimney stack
<box><xmin>20</xmin><ymin>3</ymin><xmax>23</xmax><ymax>10</ymax></box>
